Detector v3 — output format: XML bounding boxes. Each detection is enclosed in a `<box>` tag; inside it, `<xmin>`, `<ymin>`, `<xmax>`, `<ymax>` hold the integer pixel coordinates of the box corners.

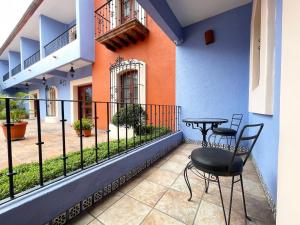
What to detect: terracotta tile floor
<box><xmin>0</xmin><ymin>120</ymin><xmax>108</xmax><ymax>169</ymax></box>
<box><xmin>68</xmin><ymin>144</ymin><xmax>275</xmax><ymax>225</ymax></box>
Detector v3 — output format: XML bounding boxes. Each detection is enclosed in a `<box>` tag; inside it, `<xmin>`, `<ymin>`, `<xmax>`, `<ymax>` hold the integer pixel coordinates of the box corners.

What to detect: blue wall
<box><xmin>0</xmin><ymin>60</ymin><xmax>9</xmax><ymax>76</ymax></box>
<box><xmin>8</xmin><ymin>51</ymin><xmax>21</xmax><ymax>73</ymax></box>
<box><xmin>177</xmin><ymin>4</ymin><xmax>252</xmax><ymax>141</ymax></box>
<box><xmin>249</xmin><ymin>0</ymin><xmax>282</xmax><ymax>204</ymax></box>
<box><xmin>28</xmin><ymin>65</ymin><xmax>92</xmax><ymax>121</ymax></box>
<box><xmin>39</xmin><ymin>15</ymin><xmax>68</xmax><ymax>58</ymax></box>
<box><xmin>20</xmin><ymin>37</ymin><xmax>40</xmax><ymax>69</ymax></box>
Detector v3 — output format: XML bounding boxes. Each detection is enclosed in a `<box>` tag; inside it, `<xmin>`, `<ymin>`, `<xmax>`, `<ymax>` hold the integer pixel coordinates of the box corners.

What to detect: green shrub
<box><xmin>112</xmin><ymin>104</ymin><xmax>147</xmax><ymax>134</ymax></box>
<box><xmin>0</xmin><ymin>92</ymin><xmax>30</xmax><ymax>123</ymax></box>
<box><xmin>0</xmin><ymin>126</ymin><xmax>171</xmax><ymax>200</ymax></box>
<box><xmin>73</xmin><ymin>118</ymin><xmax>94</xmax><ymax>131</ymax></box>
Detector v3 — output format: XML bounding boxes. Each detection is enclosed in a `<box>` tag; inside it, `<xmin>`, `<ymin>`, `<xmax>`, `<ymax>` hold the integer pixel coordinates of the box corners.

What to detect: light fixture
<box><xmin>69</xmin><ymin>66</ymin><xmax>75</xmax><ymax>78</ymax></box>
<box><xmin>25</xmin><ymin>82</ymin><xmax>29</xmax><ymax>90</ymax></box>
<box><xmin>42</xmin><ymin>76</ymin><xmax>46</xmax><ymax>85</ymax></box>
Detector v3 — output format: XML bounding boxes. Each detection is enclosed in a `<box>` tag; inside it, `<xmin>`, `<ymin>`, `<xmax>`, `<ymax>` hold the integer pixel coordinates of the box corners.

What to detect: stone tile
<box><xmin>87</xmin><ymin>219</ymin><xmax>104</xmax><ymax>225</ymax></box>
<box><xmin>146</xmin><ymin>168</ymin><xmax>178</xmax><ymax>187</ymax></box>
<box><xmin>168</xmin><ymin>153</ymin><xmax>190</xmax><ymax>165</ymax></box>
<box><xmin>69</xmin><ymin>212</ymin><xmax>94</xmax><ymax>225</ymax></box>
<box><xmin>138</xmin><ymin>167</ymin><xmax>159</xmax><ymax>179</ymax></box>
<box><xmin>171</xmin><ymin>174</ymin><xmax>205</xmax><ymax>198</ymax></box>
<box><xmin>88</xmin><ymin>192</ymin><xmax>124</xmax><ymax>217</ymax></box>
<box><xmin>160</xmin><ymin>160</ymin><xmax>186</xmax><ymax>174</ymax></box>
<box><xmin>202</xmin><ymin>183</ymin><xmax>245</xmax><ymax>215</ymax></box>
<box><xmin>155</xmin><ymin>189</ymin><xmax>200</xmax><ymax>225</ymax></box>
<box><xmin>245</xmin><ymin>194</ymin><xmax>275</xmax><ymax>223</ymax></box>
<box><xmin>97</xmin><ymin>195</ymin><xmax>152</xmax><ymax>225</ymax></box>
<box><xmin>153</xmin><ymin>158</ymin><xmax>169</xmax><ymax>168</ymax></box>
<box><xmin>141</xmin><ymin>209</ymin><xmax>185</xmax><ymax>225</ymax></box>
<box><xmin>194</xmin><ymin>200</ymin><xmax>246</xmax><ymax>225</ymax></box>
<box><xmin>119</xmin><ymin>176</ymin><xmax>144</xmax><ymax>194</ymax></box>
<box><xmin>128</xmin><ymin>180</ymin><xmax>167</xmax><ymax>207</ymax></box>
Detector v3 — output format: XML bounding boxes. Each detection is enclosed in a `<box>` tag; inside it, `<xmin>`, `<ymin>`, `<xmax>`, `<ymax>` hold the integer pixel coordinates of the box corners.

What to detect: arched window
<box><xmin>46</xmin><ymin>86</ymin><xmax>57</xmax><ymax>117</ymax></box>
<box><xmin>119</xmin><ymin>70</ymin><xmax>138</xmax><ymax>104</ymax></box>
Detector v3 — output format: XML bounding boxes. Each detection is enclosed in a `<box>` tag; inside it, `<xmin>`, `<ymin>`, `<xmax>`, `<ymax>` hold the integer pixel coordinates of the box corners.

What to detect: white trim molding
<box><xmin>70</xmin><ymin>76</ymin><xmax>92</xmax><ymax>123</ymax></box>
<box><xmin>249</xmin><ymin>0</ymin><xmax>276</xmax><ymax>115</ymax></box>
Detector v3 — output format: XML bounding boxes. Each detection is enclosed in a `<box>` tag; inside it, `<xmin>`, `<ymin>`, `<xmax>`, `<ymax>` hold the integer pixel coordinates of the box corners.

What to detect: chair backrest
<box><xmin>230</xmin><ymin>113</ymin><xmax>243</xmax><ymax>131</ymax></box>
<box><xmin>229</xmin><ymin>123</ymin><xmax>264</xmax><ymax>170</ymax></box>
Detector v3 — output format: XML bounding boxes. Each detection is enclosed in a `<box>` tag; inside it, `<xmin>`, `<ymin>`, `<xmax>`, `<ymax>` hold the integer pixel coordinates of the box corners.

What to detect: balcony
<box><xmin>44</xmin><ymin>25</ymin><xmax>77</xmax><ymax>57</ymax></box>
<box><xmin>95</xmin><ymin>0</ymin><xmax>149</xmax><ymax>51</ymax></box>
<box><xmin>2</xmin><ymin>72</ymin><xmax>9</xmax><ymax>82</ymax></box>
<box><xmin>11</xmin><ymin>64</ymin><xmax>21</xmax><ymax>76</ymax></box>
<box><xmin>24</xmin><ymin>50</ymin><xmax>40</xmax><ymax>69</ymax></box>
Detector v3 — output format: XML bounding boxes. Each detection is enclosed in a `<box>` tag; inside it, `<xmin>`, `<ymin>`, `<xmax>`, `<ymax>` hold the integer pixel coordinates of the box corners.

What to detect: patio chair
<box><xmin>210</xmin><ymin>113</ymin><xmax>243</xmax><ymax>146</ymax></box>
<box><xmin>184</xmin><ymin>123</ymin><xmax>264</xmax><ymax>225</ymax></box>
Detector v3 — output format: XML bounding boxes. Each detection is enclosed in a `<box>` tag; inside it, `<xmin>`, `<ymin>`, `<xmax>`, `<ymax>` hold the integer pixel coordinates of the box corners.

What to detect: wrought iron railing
<box><xmin>11</xmin><ymin>64</ymin><xmax>21</xmax><ymax>76</ymax></box>
<box><xmin>3</xmin><ymin>72</ymin><xmax>9</xmax><ymax>82</ymax></box>
<box><xmin>0</xmin><ymin>97</ymin><xmax>180</xmax><ymax>204</ymax></box>
<box><xmin>44</xmin><ymin>25</ymin><xmax>77</xmax><ymax>56</ymax></box>
<box><xmin>95</xmin><ymin>0</ymin><xmax>146</xmax><ymax>38</ymax></box>
<box><xmin>24</xmin><ymin>50</ymin><xmax>40</xmax><ymax>69</ymax></box>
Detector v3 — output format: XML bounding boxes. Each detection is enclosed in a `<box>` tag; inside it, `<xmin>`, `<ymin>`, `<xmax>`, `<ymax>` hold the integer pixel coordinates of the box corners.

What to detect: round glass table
<box><xmin>182</xmin><ymin>118</ymin><xmax>228</xmax><ymax>145</ymax></box>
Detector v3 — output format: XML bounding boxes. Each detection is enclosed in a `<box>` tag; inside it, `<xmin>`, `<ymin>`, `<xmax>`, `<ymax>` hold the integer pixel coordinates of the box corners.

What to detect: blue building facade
<box><xmin>0</xmin><ymin>0</ymin><xmax>94</xmax><ymax>123</ymax></box>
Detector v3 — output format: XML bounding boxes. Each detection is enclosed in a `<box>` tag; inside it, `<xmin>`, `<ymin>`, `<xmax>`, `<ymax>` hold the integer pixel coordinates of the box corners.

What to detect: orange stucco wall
<box><xmin>93</xmin><ymin>0</ymin><xmax>176</xmax><ymax>129</ymax></box>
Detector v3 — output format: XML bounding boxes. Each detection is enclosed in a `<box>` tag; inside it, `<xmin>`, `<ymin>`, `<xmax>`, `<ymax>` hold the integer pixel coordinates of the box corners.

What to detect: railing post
<box><xmin>125</xmin><ymin>103</ymin><xmax>128</xmax><ymax>150</ymax></box>
<box><xmin>60</xmin><ymin>100</ymin><xmax>67</xmax><ymax>176</ymax></box>
<box><xmin>117</xmin><ymin>102</ymin><xmax>120</xmax><ymax>154</ymax></box>
<box><xmin>150</xmin><ymin>104</ymin><xmax>153</xmax><ymax>140</ymax></box>
<box><xmin>5</xmin><ymin>98</ymin><xmax>16</xmax><ymax>199</ymax></box>
<box><xmin>94</xmin><ymin>102</ymin><xmax>99</xmax><ymax>163</ymax></box>
<box><xmin>158</xmin><ymin>105</ymin><xmax>161</xmax><ymax>136</ymax></box>
<box><xmin>79</xmin><ymin>101</ymin><xmax>84</xmax><ymax>169</ymax></box>
<box><xmin>154</xmin><ymin>105</ymin><xmax>157</xmax><ymax>138</ymax></box>
<box><xmin>133</xmin><ymin>104</ymin><xmax>136</xmax><ymax>148</ymax></box>
<box><xmin>139</xmin><ymin>104</ymin><xmax>142</xmax><ymax>145</ymax></box>
<box><xmin>35</xmin><ymin>99</ymin><xmax>44</xmax><ymax>186</ymax></box>
<box><xmin>106</xmin><ymin>102</ymin><xmax>110</xmax><ymax>158</ymax></box>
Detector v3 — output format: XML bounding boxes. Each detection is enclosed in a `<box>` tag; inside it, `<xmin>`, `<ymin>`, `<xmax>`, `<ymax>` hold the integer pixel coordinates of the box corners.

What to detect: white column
<box><xmin>277</xmin><ymin>1</ymin><xmax>300</xmax><ymax>224</ymax></box>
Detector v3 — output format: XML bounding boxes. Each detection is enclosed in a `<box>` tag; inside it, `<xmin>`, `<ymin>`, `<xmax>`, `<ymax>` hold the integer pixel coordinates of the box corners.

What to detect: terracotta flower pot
<box><xmin>76</xmin><ymin>129</ymin><xmax>92</xmax><ymax>137</ymax></box>
<box><xmin>1</xmin><ymin>121</ymin><xmax>28</xmax><ymax>141</ymax></box>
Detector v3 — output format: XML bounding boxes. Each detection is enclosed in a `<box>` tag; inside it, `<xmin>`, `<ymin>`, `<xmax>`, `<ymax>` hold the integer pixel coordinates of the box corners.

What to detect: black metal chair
<box><xmin>210</xmin><ymin>114</ymin><xmax>243</xmax><ymax>146</ymax></box>
<box><xmin>184</xmin><ymin>123</ymin><xmax>264</xmax><ymax>225</ymax></box>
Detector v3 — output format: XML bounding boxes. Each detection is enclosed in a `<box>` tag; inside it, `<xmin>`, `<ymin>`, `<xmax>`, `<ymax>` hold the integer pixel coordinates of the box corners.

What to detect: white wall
<box><xmin>276</xmin><ymin>1</ymin><xmax>300</xmax><ymax>224</ymax></box>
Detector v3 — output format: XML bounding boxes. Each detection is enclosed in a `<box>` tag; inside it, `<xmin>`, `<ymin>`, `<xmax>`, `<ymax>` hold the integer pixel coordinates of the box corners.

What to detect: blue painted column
<box><xmin>76</xmin><ymin>0</ymin><xmax>95</xmax><ymax>62</ymax></box>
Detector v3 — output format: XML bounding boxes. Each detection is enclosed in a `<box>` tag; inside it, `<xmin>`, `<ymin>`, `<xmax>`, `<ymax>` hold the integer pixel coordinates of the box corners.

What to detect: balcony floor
<box><xmin>69</xmin><ymin>144</ymin><xmax>275</xmax><ymax>225</ymax></box>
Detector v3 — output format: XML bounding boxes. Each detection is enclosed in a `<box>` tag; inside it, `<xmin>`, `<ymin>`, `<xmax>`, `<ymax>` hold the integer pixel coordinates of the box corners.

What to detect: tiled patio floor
<box><xmin>0</xmin><ymin>120</ymin><xmax>107</xmax><ymax>169</ymax></box>
<box><xmin>68</xmin><ymin>144</ymin><xmax>275</xmax><ymax>225</ymax></box>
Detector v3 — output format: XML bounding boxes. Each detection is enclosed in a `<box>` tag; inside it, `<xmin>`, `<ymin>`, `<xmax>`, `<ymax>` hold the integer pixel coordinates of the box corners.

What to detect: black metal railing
<box><xmin>0</xmin><ymin>97</ymin><xmax>180</xmax><ymax>203</ymax></box>
<box><xmin>44</xmin><ymin>25</ymin><xmax>77</xmax><ymax>56</ymax></box>
<box><xmin>24</xmin><ymin>50</ymin><xmax>40</xmax><ymax>69</ymax></box>
<box><xmin>3</xmin><ymin>72</ymin><xmax>9</xmax><ymax>82</ymax></box>
<box><xmin>11</xmin><ymin>64</ymin><xmax>21</xmax><ymax>76</ymax></box>
<box><xmin>95</xmin><ymin>0</ymin><xmax>146</xmax><ymax>38</ymax></box>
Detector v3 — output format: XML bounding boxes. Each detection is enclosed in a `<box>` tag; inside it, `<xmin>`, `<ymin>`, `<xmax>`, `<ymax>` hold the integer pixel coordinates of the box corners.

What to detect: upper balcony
<box><xmin>0</xmin><ymin>0</ymin><xmax>95</xmax><ymax>90</ymax></box>
<box><xmin>95</xmin><ymin>0</ymin><xmax>149</xmax><ymax>51</ymax></box>
<box><xmin>44</xmin><ymin>25</ymin><xmax>77</xmax><ymax>57</ymax></box>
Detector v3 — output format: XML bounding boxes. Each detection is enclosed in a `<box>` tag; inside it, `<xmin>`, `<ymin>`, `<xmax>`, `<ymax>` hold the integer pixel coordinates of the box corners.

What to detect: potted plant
<box><xmin>0</xmin><ymin>92</ymin><xmax>29</xmax><ymax>141</ymax></box>
<box><xmin>73</xmin><ymin>118</ymin><xmax>94</xmax><ymax>137</ymax></box>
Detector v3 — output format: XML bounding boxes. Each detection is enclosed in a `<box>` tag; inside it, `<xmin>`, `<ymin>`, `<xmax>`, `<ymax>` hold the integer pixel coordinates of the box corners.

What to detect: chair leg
<box><xmin>217</xmin><ymin>176</ymin><xmax>228</xmax><ymax>225</ymax></box>
<box><xmin>228</xmin><ymin>176</ymin><xmax>234</xmax><ymax>225</ymax></box>
<box><xmin>240</xmin><ymin>174</ymin><xmax>252</xmax><ymax>221</ymax></box>
<box><xmin>204</xmin><ymin>173</ymin><xmax>210</xmax><ymax>193</ymax></box>
<box><xmin>217</xmin><ymin>176</ymin><xmax>235</xmax><ymax>225</ymax></box>
<box><xmin>184</xmin><ymin>162</ymin><xmax>193</xmax><ymax>201</ymax></box>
